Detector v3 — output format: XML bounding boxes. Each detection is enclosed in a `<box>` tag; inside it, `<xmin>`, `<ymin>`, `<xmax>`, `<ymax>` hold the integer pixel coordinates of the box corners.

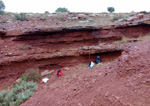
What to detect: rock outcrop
<box><xmin>1</xmin><ymin>17</ymin><xmax>150</xmax><ymax>79</ymax></box>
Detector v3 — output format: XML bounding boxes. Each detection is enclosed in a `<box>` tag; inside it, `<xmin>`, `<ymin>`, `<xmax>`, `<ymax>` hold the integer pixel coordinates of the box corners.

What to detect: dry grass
<box><xmin>113</xmin><ymin>36</ymin><xmax>130</xmax><ymax>45</ymax></box>
<box><xmin>111</xmin><ymin>13</ymin><xmax>130</xmax><ymax>22</ymax></box>
<box><xmin>137</xmin><ymin>35</ymin><xmax>150</xmax><ymax>40</ymax></box>
<box><xmin>113</xmin><ymin>35</ymin><xmax>150</xmax><ymax>45</ymax></box>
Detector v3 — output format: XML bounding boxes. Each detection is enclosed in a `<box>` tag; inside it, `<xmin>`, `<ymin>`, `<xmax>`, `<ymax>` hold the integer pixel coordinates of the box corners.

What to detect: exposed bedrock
<box><xmin>1</xmin><ymin>21</ymin><xmax>150</xmax><ymax>79</ymax></box>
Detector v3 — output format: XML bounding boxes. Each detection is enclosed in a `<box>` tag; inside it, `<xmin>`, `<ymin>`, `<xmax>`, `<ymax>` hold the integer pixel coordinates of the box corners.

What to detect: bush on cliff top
<box><xmin>15</xmin><ymin>13</ymin><xmax>26</xmax><ymax>21</ymax></box>
<box><xmin>55</xmin><ymin>7</ymin><xmax>69</xmax><ymax>13</ymax></box>
<box><xmin>0</xmin><ymin>0</ymin><xmax>5</xmax><ymax>12</ymax></box>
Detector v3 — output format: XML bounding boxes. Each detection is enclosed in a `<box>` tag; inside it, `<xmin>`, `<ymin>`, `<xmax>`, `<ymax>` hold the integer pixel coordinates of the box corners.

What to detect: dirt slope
<box><xmin>21</xmin><ymin>39</ymin><xmax>150</xmax><ymax>106</ymax></box>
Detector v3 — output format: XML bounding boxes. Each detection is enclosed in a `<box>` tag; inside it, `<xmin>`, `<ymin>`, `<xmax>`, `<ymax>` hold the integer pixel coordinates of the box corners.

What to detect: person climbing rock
<box><xmin>95</xmin><ymin>56</ymin><xmax>101</xmax><ymax>64</ymax></box>
<box><xmin>57</xmin><ymin>69</ymin><xmax>63</xmax><ymax>77</ymax></box>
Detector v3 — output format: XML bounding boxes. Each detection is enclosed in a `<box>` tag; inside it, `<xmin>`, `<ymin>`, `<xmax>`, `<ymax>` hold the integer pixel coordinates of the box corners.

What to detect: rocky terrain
<box><xmin>0</xmin><ymin>12</ymin><xmax>150</xmax><ymax>106</ymax></box>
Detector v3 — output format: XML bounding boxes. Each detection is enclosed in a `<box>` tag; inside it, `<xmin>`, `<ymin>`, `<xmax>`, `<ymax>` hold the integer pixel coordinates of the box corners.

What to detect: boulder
<box><xmin>77</xmin><ymin>14</ymin><xmax>87</xmax><ymax>19</ymax></box>
<box><xmin>41</xmin><ymin>70</ymin><xmax>54</xmax><ymax>76</ymax></box>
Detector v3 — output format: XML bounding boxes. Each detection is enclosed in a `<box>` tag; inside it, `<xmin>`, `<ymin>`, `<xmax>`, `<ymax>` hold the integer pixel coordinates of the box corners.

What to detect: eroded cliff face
<box><xmin>1</xmin><ymin>19</ymin><xmax>150</xmax><ymax>79</ymax></box>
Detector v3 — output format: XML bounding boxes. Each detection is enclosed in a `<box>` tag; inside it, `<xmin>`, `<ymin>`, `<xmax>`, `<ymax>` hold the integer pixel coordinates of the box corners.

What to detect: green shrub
<box><xmin>0</xmin><ymin>81</ymin><xmax>37</xmax><ymax>106</ymax></box>
<box><xmin>27</xmin><ymin>46</ymin><xmax>32</xmax><ymax>49</ymax></box>
<box><xmin>107</xmin><ymin>7</ymin><xmax>115</xmax><ymax>13</ymax></box>
<box><xmin>19</xmin><ymin>46</ymin><xmax>24</xmax><ymax>50</ymax></box>
<box><xmin>0</xmin><ymin>11</ymin><xmax>4</xmax><ymax>15</ymax></box>
<box><xmin>3</xmin><ymin>84</ymin><xmax>9</xmax><ymax>89</ymax></box>
<box><xmin>15</xmin><ymin>13</ymin><xmax>26</xmax><ymax>21</ymax></box>
<box><xmin>0</xmin><ymin>0</ymin><xmax>5</xmax><ymax>12</ymax></box>
<box><xmin>0</xmin><ymin>90</ymin><xmax>9</xmax><ymax>106</ymax></box>
<box><xmin>140</xmin><ymin>11</ymin><xmax>148</xmax><ymax>14</ymax></box>
<box><xmin>45</xmin><ymin>11</ymin><xmax>49</xmax><ymax>14</ymax></box>
<box><xmin>55</xmin><ymin>7</ymin><xmax>69</xmax><ymax>13</ymax></box>
<box><xmin>21</xmin><ymin>68</ymin><xmax>41</xmax><ymax>82</ymax></box>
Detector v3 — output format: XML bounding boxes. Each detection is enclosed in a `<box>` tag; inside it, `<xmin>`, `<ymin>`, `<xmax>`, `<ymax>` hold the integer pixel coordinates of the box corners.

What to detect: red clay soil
<box><xmin>20</xmin><ymin>39</ymin><xmax>150</xmax><ymax>106</ymax></box>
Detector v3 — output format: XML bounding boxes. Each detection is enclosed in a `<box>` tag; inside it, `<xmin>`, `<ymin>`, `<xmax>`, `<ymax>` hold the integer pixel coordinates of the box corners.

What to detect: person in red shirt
<box><xmin>57</xmin><ymin>69</ymin><xmax>63</xmax><ymax>77</ymax></box>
